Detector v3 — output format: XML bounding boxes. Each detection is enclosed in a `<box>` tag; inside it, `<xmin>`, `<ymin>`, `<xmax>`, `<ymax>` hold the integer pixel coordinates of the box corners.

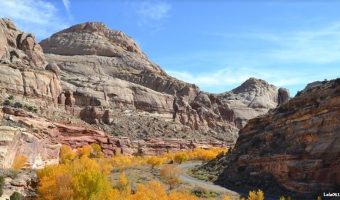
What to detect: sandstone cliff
<box><xmin>0</xmin><ymin>18</ymin><xmax>61</xmax><ymax>106</ymax></box>
<box><xmin>198</xmin><ymin>79</ymin><xmax>340</xmax><ymax>198</ymax></box>
<box><xmin>40</xmin><ymin>22</ymin><xmax>287</xmax><ymax>143</ymax></box>
<box><xmin>0</xmin><ymin>19</ymin><xmax>287</xmax><ymax>171</ymax></box>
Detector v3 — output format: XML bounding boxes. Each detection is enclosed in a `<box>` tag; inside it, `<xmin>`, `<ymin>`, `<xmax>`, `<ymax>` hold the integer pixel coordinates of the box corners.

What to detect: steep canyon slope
<box><xmin>198</xmin><ymin>79</ymin><xmax>340</xmax><ymax>198</ymax></box>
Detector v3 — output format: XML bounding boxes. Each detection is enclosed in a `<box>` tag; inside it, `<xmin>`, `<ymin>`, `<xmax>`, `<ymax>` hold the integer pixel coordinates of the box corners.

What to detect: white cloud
<box><xmin>129</xmin><ymin>0</ymin><xmax>171</xmax><ymax>30</ymax></box>
<box><xmin>162</xmin><ymin>21</ymin><xmax>340</xmax><ymax>94</ymax></box>
<box><xmin>168</xmin><ymin>67</ymin><xmax>303</xmax><ymax>88</ymax></box>
<box><xmin>136</xmin><ymin>1</ymin><xmax>171</xmax><ymax>21</ymax></box>
<box><xmin>167</xmin><ymin>66</ymin><xmax>340</xmax><ymax>94</ymax></box>
<box><xmin>0</xmin><ymin>0</ymin><xmax>69</xmax><ymax>40</ymax></box>
<box><xmin>62</xmin><ymin>0</ymin><xmax>73</xmax><ymax>19</ymax></box>
<box><xmin>62</xmin><ymin>0</ymin><xmax>70</xmax><ymax>13</ymax></box>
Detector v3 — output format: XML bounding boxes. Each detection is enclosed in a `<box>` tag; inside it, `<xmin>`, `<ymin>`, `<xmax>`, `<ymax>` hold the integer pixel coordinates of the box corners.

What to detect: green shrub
<box><xmin>10</xmin><ymin>191</ymin><xmax>23</xmax><ymax>200</ymax></box>
<box><xmin>23</xmin><ymin>104</ymin><xmax>38</xmax><ymax>113</ymax></box>
<box><xmin>3</xmin><ymin>99</ymin><xmax>11</xmax><ymax>106</ymax></box>
<box><xmin>8</xmin><ymin>95</ymin><xmax>14</xmax><ymax>100</ymax></box>
<box><xmin>0</xmin><ymin>176</ymin><xmax>4</xmax><ymax>197</ymax></box>
<box><xmin>13</xmin><ymin>102</ymin><xmax>23</xmax><ymax>109</ymax></box>
<box><xmin>192</xmin><ymin>187</ymin><xmax>219</xmax><ymax>198</ymax></box>
<box><xmin>25</xmin><ymin>105</ymin><xmax>34</xmax><ymax>112</ymax></box>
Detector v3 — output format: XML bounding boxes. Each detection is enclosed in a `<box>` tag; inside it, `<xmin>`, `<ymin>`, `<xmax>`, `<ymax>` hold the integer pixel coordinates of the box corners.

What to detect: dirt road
<box><xmin>178</xmin><ymin>162</ymin><xmax>240</xmax><ymax>196</ymax></box>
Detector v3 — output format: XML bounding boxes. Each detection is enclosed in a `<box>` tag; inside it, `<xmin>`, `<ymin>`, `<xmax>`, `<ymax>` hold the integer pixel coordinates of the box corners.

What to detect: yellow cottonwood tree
<box><xmin>60</xmin><ymin>145</ymin><xmax>77</xmax><ymax>164</ymax></box>
<box><xmin>90</xmin><ymin>143</ymin><xmax>104</xmax><ymax>158</ymax></box>
<box><xmin>77</xmin><ymin>145</ymin><xmax>92</xmax><ymax>158</ymax></box>
<box><xmin>147</xmin><ymin>156</ymin><xmax>165</xmax><ymax>168</ymax></box>
<box><xmin>248</xmin><ymin>189</ymin><xmax>264</xmax><ymax>200</ymax></box>
<box><xmin>173</xmin><ymin>153</ymin><xmax>188</xmax><ymax>164</ymax></box>
<box><xmin>130</xmin><ymin>181</ymin><xmax>168</xmax><ymax>200</ymax></box>
<box><xmin>37</xmin><ymin>155</ymin><xmax>115</xmax><ymax>200</ymax></box>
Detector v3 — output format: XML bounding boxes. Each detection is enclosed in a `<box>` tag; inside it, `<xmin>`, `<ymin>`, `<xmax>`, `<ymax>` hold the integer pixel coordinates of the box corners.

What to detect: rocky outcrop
<box><xmin>0</xmin><ymin>169</ymin><xmax>37</xmax><ymax>199</ymax></box>
<box><xmin>40</xmin><ymin>22</ymin><xmax>147</xmax><ymax>60</ymax></box>
<box><xmin>278</xmin><ymin>87</ymin><xmax>290</xmax><ymax>105</ymax></box>
<box><xmin>0</xmin><ymin>18</ymin><xmax>46</xmax><ymax>68</ymax></box>
<box><xmin>0</xmin><ymin>19</ymin><xmax>233</xmax><ymax>171</ymax></box>
<box><xmin>0</xmin><ymin>18</ymin><xmax>61</xmax><ymax>105</ymax></box>
<box><xmin>0</xmin><ymin>106</ymin><xmax>224</xmax><ymax>169</ymax></box>
<box><xmin>199</xmin><ymin>78</ymin><xmax>340</xmax><ymax>198</ymax></box>
<box><xmin>40</xmin><ymin>22</ymin><xmax>285</xmax><ymax>143</ymax></box>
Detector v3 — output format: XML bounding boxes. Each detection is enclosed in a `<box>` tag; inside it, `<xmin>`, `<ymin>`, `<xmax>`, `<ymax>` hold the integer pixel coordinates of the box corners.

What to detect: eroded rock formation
<box><xmin>0</xmin><ymin>106</ymin><xmax>224</xmax><ymax>168</ymax></box>
<box><xmin>40</xmin><ymin>22</ymin><xmax>285</xmax><ymax>143</ymax></box>
<box><xmin>278</xmin><ymin>87</ymin><xmax>290</xmax><ymax>105</ymax></box>
<box><xmin>0</xmin><ymin>18</ymin><xmax>61</xmax><ymax>105</ymax></box>
<box><xmin>0</xmin><ymin>18</ymin><xmax>288</xmax><ymax>172</ymax></box>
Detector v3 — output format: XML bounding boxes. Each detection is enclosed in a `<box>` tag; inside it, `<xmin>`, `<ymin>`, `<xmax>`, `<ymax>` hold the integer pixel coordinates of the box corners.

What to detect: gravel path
<box><xmin>178</xmin><ymin>162</ymin><xmax>240</xmax><ymax>196</ymax></box>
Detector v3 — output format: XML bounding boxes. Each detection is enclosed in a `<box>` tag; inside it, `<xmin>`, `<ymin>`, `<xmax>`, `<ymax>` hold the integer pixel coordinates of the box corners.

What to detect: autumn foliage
<box><xmin>160</xmin><ymin>164</ymin><xmax>182</xmax><ymax>189</ymax></box>
<box><xmin>37</xmin><ymin>145</ymin><xmax>114</xmax><ymax>200</ymax></box>
<box><xmin>146</xmin><ymin>156</ymin><xmax>166</xmax><ymax>168</ymax></box>
<box><xmin>37</xmin><ymin>145</ymin><xmax>227</xmax><ymax>200</ymax></box>
<box><xmin>12</xmin><ymin>155</ymin><xmax>28</xmax><ymax>170</ymax></box>
<box><xmin>248</xmin><ymin>189</ymin><xmax>265</xmax><ymax>200</ymax></box>
<box><xmin>162</xmin><ymin>147</ymin><xmax>227</xmax><ymax>163</ymax></box>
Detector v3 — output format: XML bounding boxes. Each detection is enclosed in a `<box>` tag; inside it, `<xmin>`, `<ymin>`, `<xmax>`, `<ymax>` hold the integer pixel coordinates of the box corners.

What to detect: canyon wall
<box><xmin>199</xmin><ymin>78</ymin><xmax>340</xmax><ymax>198</ymax></box>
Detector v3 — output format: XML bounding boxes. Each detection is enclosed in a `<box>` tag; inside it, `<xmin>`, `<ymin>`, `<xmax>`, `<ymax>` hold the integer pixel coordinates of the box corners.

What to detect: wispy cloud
<box><xmin>129</xmin><ymin>0</ymin><xmax>171</xmax><ymax>30</ymax></box>
<box><xmin>168</xmin><ymin>67</ymin><xmax>305</xmax><ymax>87</ymax></box>
<box><xmin>136</xmin><ymin>1</ymin><xmax>171</xmax><ymax>21</ymax></box>
<box><xmin>0</xmin><ymin>0</ymin><xmax>69</xmax><ymax>40</ymax></box>
<box><xmin>63</xmin><ymin>0</ymin><xmax>71</xmax><ymax>11</ymax></box>
<box><xmin>162</xmin><ymin>21</ymin><xmax>340</xmax><ymax>94</ymax></box>
<box><xmin>167</xmin><ymin>66</ymin><xmax>339</xmax><ymax>94</ymax></box>
<box><xmin>62</xmin><ymin>0</ymin><xmax>71</xmax><ymax>17</ymax></box>
<box><xmin>211</xmin><ymin>21</ymin><xmax>340</xmax><ymax>64</ymax></box>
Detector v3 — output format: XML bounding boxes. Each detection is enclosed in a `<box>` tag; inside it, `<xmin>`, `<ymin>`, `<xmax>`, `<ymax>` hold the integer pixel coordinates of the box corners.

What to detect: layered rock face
<box><xmin>201</xmin><ymin>79</ymin><xmax>340</xmax><ymax>197</ymax></box>
<box><xmin>0</xmin><ymin>18</ymin><xmax>61</xmax><ymax>105</ymax></box>
<box><xmin>0</xmin><ymin>106</ymin><xmax>223</xmax><ymax>168</ymax></box>
<box><xmin>0</xmin><ymin>19</ymin><xmax>231</xmax><ymax>172</ymax></box>
<box><xmin>40</xmin><ymin>22</ymin><xmax>285</xmax><ymax>143</ymax></box>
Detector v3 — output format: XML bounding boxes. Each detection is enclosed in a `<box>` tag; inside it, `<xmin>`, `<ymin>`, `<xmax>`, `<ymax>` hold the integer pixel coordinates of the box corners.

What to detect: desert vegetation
<box><xmin>2</xmin><ymin>96</ymin><xmax>38</xmax><ymax>113</ymax></box>
<box><xmin>16</xmin><ymin>144</ymin><xmax>320</xmax><ymax>200</ymax></box>
<box><xmin>0</xmin><ymin>176</ymin><xmax>4</xmax><ymax>197</ymax></box>
<box><xmin>36</xmin><ymin>145</ymin><xmax>227</xmax><ymax>200</ymax></box>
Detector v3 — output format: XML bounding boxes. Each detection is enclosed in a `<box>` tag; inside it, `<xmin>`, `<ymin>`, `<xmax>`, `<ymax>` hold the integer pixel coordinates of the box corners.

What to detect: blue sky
<box><xmin>1</xmin><ymin>0</ymin><xmax>340</xmax><ymax>96</ymax></box>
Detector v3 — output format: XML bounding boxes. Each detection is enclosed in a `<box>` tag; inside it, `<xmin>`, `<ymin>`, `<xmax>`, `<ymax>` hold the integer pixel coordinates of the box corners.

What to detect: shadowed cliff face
<box><xmin>39</xmin><ymin>21</ymin><xmax>286</xmax><ymax>143</ymax></box>
<box><xmin>200</xmin><ymin>78</ymin><xmax>340</xmax><ymax>198</ymax></box>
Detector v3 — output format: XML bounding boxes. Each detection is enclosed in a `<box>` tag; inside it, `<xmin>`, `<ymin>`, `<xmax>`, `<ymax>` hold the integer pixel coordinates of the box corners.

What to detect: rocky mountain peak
<box><xmin>59</xmin><ymin>21</ymin><xmax>110</xmax><ymax>33</ymax></box>
<box><xmin>40</xmin><ymin>21</ymin><xmax>145</xmax><ymax>58</ymax></box>
<box><xmin>232</xmin><ymin>77</ymin><xmax>275</xmax><ymax>94</ymax></box>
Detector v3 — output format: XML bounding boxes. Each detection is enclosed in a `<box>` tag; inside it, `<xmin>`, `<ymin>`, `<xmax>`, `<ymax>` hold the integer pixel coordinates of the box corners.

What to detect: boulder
<box><xmin>45</xmin><ymin>63</ymin><xmax>61</xmax><ymax>77</ymax></box>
